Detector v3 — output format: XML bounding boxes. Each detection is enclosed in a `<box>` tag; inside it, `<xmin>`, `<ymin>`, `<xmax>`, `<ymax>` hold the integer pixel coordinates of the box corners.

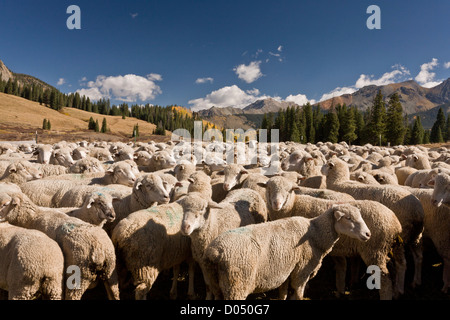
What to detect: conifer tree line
<box><xmin>261</xmin><ymin>90</ymin><xmax>450</xmax><ymax>146</ymax></box>
<box><xmin>0</xmin><ymin>73</ymin><xmax>201</xmax><ymax>136</ymax></box>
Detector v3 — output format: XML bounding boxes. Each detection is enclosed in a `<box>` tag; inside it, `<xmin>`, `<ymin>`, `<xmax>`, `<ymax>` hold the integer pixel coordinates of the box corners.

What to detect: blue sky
<box><xmin>0</xmin><ymin>0</ymin><xmax>449</xmax><ymax>111</ymax></box>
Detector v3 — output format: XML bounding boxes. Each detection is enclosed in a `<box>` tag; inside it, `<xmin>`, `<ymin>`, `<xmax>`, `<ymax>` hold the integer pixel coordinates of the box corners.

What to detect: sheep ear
<box><xmin>187</xmin><ymin>178</ymin><xmax>194</xmax><ymax>183</ymax></box>
<box><xmin>240</xmin><ymin>169</ymin><xmax>249</xmax><ymax>175</ymax></box>
<box><xmin>257</xmin><ymin>182</ymin><xmax>267</xmax><ymax>188</ymax></box>
<box><xmin>86</xmin><ymin>198</ymin><xmax>95</xmax><ymax>209</ymax></box>
<box><xmin>135</xmin><ymin>182</ymin><xmax>143</xmax><ymax>190</ymax></box>
<box><xmin>208</xmin><ymin>201</ymin><xmax>223</xmax><ymax>209</ymax></box>
<box><xmin>427</xmin><ymin>178</ymin><xmax>435</xmax><ymax>186</ymax></box>
<box><xmin>175</xmin><ymin>182</ymin><xmax>183</xmax><ymax>187</ymax></box>
<box><xmin>413</xmin><ymin>155</ymin><xmax>419</xmax><ymax>161</ymax></box>
<box><xmin>179</xmin><ymin>164</ymin><xmax>185</xmax><ymax>171</ymax></box>
<box><xmin>328</xmin><ymin>162</ymin><xmax>335</xmax><ymax>168</ymax></box>
<box><xmin>291</xmin><ymin>185</ymin><xmax>301</xmax><ymax>192</ymax></box>
<box><xmin>216</xmin><ymin>170</ymin><xmax>224</xmax><ymax>175</ymax></box>
<box><xmin>106</xmin><ymin>168</ymin><xmax>114</xmax><ymax>175</ymax></box>
<box><xmin>8</xmin><ymin>165</ymin><xmax>17</xmax><ymax>173</ymax></box>
<box><xmin>333</xmin><ymin>208</ymin><xmax>345</xmax><ymax>221</ymax></box>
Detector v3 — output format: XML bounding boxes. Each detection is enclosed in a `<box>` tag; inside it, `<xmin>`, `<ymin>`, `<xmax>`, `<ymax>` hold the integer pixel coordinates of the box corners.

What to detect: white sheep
<box><xmin>205</xmin><ymin>203</ymin><xmax>371</xmax><ymax>300</ymax></box>
<box><xmin>430</xmin><ymin>173</ymin><xmax>450</xmax><ymax>208</ymax></box>
<box><xmin>258</xmin><ymin>176</ymin><xmax>405</xmax><ymax>299</ymax></box>
<box><xmin>0</xmin><ymin>221</ymin><xmax>64</xmax><ymax>299</ymax></box>
<box><xmin>0</xmin><ymin>160</ymin><xmax>42</xmax><ymax>186</ymax></box>
<box><xmin>60</xmin><ymin>191</ymin><xmax>117</xmax><ymax>227</ymax></box>
<box><xmin>322</xmin><ymin>156</ymin><xmax>425</xmax><ymax>290</ymax></box>
<box><xmin>111</xmin><ymin>202</ymin><xmax>195</xmax><ymax>300</ymax></box>
<box><xmin>50</xmin><ymin>147</ymin><xmax>75</xmax><ymax>167</ymax></box>
<box><xmin>179</xmin><ymin>189</ymin><xmax>268</xmax><ymax>299</ymax></box>
<box><xmin>403</xmin><ymin>186</ymin><xmax>450</xmax><ymax>293</ymax></box>
<box><xmin>0</xmin><ymin>190</ymin><xmax>120</xmax><ymax>300</ymax></box>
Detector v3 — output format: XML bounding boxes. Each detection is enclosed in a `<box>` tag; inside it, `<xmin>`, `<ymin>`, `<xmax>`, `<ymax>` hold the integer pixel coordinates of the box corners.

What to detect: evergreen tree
<box><xmin>42</xmin><ymin>119</ymin><xmax>48</xmax><ymax>130</ymax></box>
<box><xmin>47</xmin><ymin>119</ymin><xmax>51</xmax><ymax>130</ymax></box>
<box><xmin>410</xmin><ymin>116</ymin><xmax>424</xmax><ymax>145</ymax></box>
<box><xmin>88</xmin><ymin>117</ymin><xmax>96</xmax><ymax>130</ymax></box>
<box><xmin>341</xmin><ymin>107</ymin><xmax>357</xmax><ymax>145</ymax></box>
<box><xmin>94</xmin><ymin>119</ymin><xmax>99</xmax><ymax>133</ymax></box>
<box><xmin>366</xmin><ymin>90</ymin><xmax>386</xmax><ymax>145</ymax></box>
<box><xmin>430</xmin><ymin>108</ymin><xmax>446</xmax><ymax>143</ymax></box>
<box><xmin>101</xmin><ymin>118</ymin><xmax>107</xmax><ymax>133</ymax></box>
<box><xmin>423</xmin><ymin>129</ymin><xmax>431</xmax><ymax>144</ymax></box>
<box><xmin>132</xmin><ymin>124</ymin><xmax>140</xmax><ymax>138</ymax></box>
<box><xmin>290</xmin><ymin>120</ymin><xmax>301</xmax><ymax>142</ymax></box>
<box><xmin>324</xmin><ymin>108</ymin><xmax>340</xmax><ymax>143</ymax></box>
<box><xmin>446</xmin><ymin>115</ymin><xmax>450</xmax><ymax>142</ymax></box>
<box><xmin>385</xmin><ymin>93</ymin><xmax>405</xmax><ymax>146</ymax></box>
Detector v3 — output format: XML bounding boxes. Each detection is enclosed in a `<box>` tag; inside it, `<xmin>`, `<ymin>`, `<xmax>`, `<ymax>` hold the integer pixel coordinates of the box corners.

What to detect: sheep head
<box><xmin>178</xmin><ymin>192</ymin><xmax>223</xmax><ymax>236</ymax></box>
<box><xmin>330</xmin><ymin>204</ymin><xmax>371</xmax><ymax>242</ymax></box>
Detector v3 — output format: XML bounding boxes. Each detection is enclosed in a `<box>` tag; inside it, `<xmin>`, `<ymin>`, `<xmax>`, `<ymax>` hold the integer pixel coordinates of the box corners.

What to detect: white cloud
<box><xmin>277</xmin><ymin>45</ymin><xmax>283</xmax><ymax>52</ymax></box>
<box><xmin>188</xmin><ymin>85</ymin><xmax>280</xmax><ymax>111</ymax></box>
<box><xmin>444</xmin><ymin>62</ymin><xmax>450</xmax><ymax>69</ymax></box>
<box><xmin>57</xmin><ymin>78</ymin><xmax>66</xmax><ymax>86</ymax></box>
<box><xmin>286</xmin><ymin>93</ymin><xmax>316</xmax><ymax>106</ymax></box>
<box><xmin>76</xmin><ymin>73</ymin><xmax>162</xmax><ymax>102</ymax></box>
<box><xmin>415</xmin><ymin>58</ymin><xmax>443</xmax><ymax>88</ymax></box>
<box><xmin>319</xmin><ymin>64</ymin><xmax>411</xmax><ymax>101</ymax></box>
<box><xmin>355</xmin><ymin>64</ymin><xmax>410</xmax><ymax>88</ymax></box>
<box><xmin>80</xmin><ymin>76</ymin><xmax>87</xmax><ymax>82</ymax></box>
<box><xmin>195</xmin><ymin>77</ymin><xmax>214</xmax><ymax>84</ymax></box>
<box><xmin>319</xmin><ymin>86</ymin><xmax>357</xmax><ymax>102</ymax></box>
<box><xmin>233</xmin><ymin>61</ymin><xmax>263</xmax><ymax>83</ymax></box>
<box><xmin>76</xmin><ymin>87</ymin><xmax>103</xmax><ymax>101</ymax></box>
<box><xmin>130</xmin><ymin>13</ymin><xmax>138</xmax><ymax>19</ymax></box>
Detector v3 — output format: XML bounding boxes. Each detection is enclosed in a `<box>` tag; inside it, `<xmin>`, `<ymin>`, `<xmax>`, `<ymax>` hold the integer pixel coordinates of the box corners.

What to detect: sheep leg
<box><xmin>441</xmin><ymin>257</ymin><xmax>450</xmax><ymax>293</ymax></box>
<box><xmin>104</xmin><ymin>269</ymin><xmax>120</xmax><ymax>300</ymax></box>
<box><xmin>332</xmin><ymin>256</ymin><xmax>347</xmax><ymax>297</ymax></box>
<box><xmin>278</xmin><ymin>279</ymin><xmax>289</xmax><ymax>300</ymax></box>
<box><xmin>392</xmin><ymin>244</ymin><xmax>406</xmax><ymax>297</ymax></box>
<box><xmin>409</xmin><ymin>241</ymin><xmax>423</xmax><ymax>288</ymax></box>
<box><xmin>187</xmin><ymin>258</ymin><xmax>196</xmax><ymax>300</ymax></box>
<box><xmin>133</xmin><ymin>267</ymin><xmax>159</xmax><ymax>300</ymax></box>
<box><xmin>289</xmin><ymin>274</ymin><xmax>310</xmax><ymax>300</ymax></box>
<box><xmin>64</xmin><ymin>280</ymin><xmax>91</xmax><ymax>300</ymax></box>
<box><xmin>169</xmin><ymin>264</ymin><xmax>180</xmax><ymax>300</ymax></box>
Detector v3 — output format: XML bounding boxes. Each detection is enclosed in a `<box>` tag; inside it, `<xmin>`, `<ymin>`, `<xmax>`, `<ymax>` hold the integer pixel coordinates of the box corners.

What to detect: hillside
<box><xmin>0</xmin><ymin>59</ymin><xmax>55</xmax><ymax>91</ymax></box>
<box><xmin>317</xmin><ymin>79</ymin><xmax>450</xmax><ymax>114</ymax></box>
<box><xmin>0</xmin><ymin>92</ymin><xmax>167</xmax><ymax>143</ymax></box>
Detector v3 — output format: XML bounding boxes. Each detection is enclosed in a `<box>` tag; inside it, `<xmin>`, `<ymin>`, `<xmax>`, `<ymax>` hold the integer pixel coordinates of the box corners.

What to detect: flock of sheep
<box><xmin>0</xmin><ymin>138</ymin><xmax>449</xmax><ymax>300</ymax></box>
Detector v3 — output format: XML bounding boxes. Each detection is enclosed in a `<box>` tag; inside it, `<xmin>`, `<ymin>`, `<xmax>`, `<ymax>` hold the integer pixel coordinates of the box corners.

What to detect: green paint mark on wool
<box><xmin>61</xmin><ymin>222</ymin><xmax>78</xmax><ymax>234</ymax></box>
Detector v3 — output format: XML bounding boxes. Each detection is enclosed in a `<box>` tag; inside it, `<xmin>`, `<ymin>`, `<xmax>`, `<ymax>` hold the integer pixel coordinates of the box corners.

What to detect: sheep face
<box><xmin>431</xmin><ymin>173</ymin><xmax>450</xmax><ymax>208</ymax></box>
<box><xmin>3</xmin><ymin>162</ymin><xmax>42</xmax><ymax>182</ymax></box>
<box><xmin>179</xmin><ymin>193</ymin><xmax>222</xmax><ymax>236</ymax></box>
<box><xmin>36</xmin><ymin>146</ymin><xmax>52</xmax><ymax>164</ymax></box>
<box><xmin>221</xmin><ymin>164</ymin><xmax>248</xmax><ymax>192</ymax></box>
<box><xmin>152</xmin><ymin>151</ymin><xmax>176</xmax><ymax>169</ymax></box>
<box><xmin>259</xmin><ymin>176</ymin><xmax>299</xmax><ymax>212</ymax></box>
<box><xmin>107</xmin><ymin>161</ymin><xmax>138</xmax><ymax>187</ymax></box>
<box><xmin>134</xmin><ymin>151</ymin><xmax>152</xmax><ymax>166</ymax></box>
<box><xmin>134</xmin><ymin>174</ymin><xmax>171</xmax><ymax>205</ymax></box>
<box><xmin>51</xmin><ymin>148</ymin><xmax>75</xmax><ymax>167</ymax></box>
<box><xmin>331</xmin><ymin>204</ymin><xmax>371</xmax><ymax>242</ymax></box>
<box><xmin>281</xmin><ymin>151</ymin><xmax>303</xmax><ymax>171</ymax></box>
<box><xmin>70</xmin><ymin>158</ymin><xmax>105</xmax><ymax>174</ymax></box>
<box><xmin>85</xmin><ymin>193</ymin><xmax>116</xmax><ymax>222</ymax></box>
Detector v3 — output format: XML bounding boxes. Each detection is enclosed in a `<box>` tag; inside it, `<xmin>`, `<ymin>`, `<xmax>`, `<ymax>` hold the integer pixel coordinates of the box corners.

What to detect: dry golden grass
<box><xmin>0</xmin><ymin>92</ymin><xmax>170</xmax><ymax>143</ymax></box>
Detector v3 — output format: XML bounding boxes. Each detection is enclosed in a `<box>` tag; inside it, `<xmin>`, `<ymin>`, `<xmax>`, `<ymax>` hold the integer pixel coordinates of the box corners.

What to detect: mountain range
<box><xmin>1</xmin><ymin>58</ymin><xmax>449</xmax><ymax>130</ymax></box>
<box><xmin>196</xmin><ymin>78</ymin><xmax>450</xmax><ymax>129</ymax></box>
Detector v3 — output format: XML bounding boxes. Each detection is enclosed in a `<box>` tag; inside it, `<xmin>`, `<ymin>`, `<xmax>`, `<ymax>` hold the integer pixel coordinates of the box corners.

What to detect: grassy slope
<box><xmin>0</xmin><ymin>92</ymin><xmax>169</xmax><ymax>143</ymax></box>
